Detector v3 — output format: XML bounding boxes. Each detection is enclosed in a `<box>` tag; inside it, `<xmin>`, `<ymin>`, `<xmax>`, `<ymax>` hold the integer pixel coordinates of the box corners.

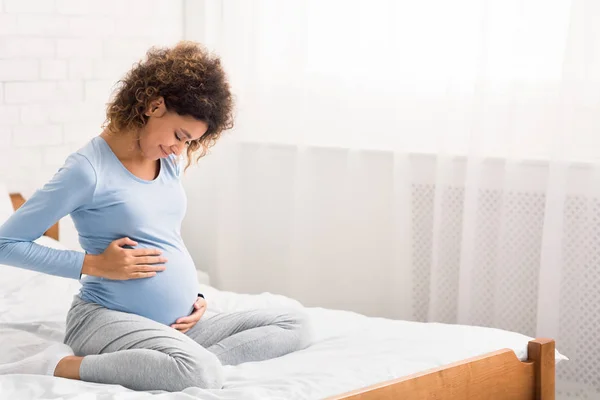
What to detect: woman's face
<box><xmin>139</xmin><ymin>97</ymin><xmax>208</xmax><ymax>161</ymax></box>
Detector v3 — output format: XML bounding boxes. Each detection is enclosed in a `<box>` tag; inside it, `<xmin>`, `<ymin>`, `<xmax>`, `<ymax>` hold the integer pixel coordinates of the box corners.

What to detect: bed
<box><xmin>0</xmin><ymin>192</ymin><xmax>565</xmax><ymax>400</ymax></box>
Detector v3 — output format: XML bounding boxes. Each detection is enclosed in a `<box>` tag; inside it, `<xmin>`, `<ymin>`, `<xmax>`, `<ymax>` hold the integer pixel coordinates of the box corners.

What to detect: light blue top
<box><xmin>0</xmin><ymin>136</ymin><xmax>198</xmax><ymax>325</ymax></box>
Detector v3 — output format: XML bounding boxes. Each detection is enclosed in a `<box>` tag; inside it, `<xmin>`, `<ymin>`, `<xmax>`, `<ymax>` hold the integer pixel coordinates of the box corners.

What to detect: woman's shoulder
<box><xmin>46</xmin><ymin>148</ymin><xmax>97</xmax><ymax>199</ymax></box>
<box><xmin>52</xmin><ymin>138</ymin><xmax>103</xmax><ymax>190</ymax></box>
<box><xmin>70</xmin><ymin>136</ymin><xmax>103</xmax><ymax>169</ymax></box>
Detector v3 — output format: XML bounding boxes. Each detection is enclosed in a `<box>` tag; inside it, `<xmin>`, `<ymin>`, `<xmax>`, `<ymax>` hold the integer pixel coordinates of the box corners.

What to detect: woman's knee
<box><xmin>175</xmin><ymin>350</ymin><xmax>224</xmax><ymax>391</ymax></box>
<box><xmin>276</xmin><ymin>309</ymin><xmax>313</xmax><ymax>352</ymax></box>
<box><xmin>292</xmin><ymin>310</ymin><xmax>313</xmax><ymax>350</ymax></box>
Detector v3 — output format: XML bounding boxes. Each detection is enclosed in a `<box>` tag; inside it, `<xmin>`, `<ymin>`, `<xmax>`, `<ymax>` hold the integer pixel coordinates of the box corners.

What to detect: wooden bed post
<box><xmin>527</xmin><ymin>338</ymin><xmax>555</xmax><ymax>400</ymax></box>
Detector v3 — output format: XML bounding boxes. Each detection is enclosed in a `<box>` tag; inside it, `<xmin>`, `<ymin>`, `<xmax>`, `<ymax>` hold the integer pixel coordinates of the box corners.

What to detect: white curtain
<box><xmin>182</xmin><ymin>1</ymin><xmax>600</xmax><ymax>398</ymax></box>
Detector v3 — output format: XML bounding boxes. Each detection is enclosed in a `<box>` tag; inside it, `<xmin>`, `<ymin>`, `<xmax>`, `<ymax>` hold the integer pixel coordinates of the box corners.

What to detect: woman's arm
<box><xmin>0</xmin><ymin>153</ymin><xmax>96</xmax><ymax>279</ymax></box>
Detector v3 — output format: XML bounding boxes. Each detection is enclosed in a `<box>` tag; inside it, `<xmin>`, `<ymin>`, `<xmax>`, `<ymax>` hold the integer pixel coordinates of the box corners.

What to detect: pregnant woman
<box><xmin>0</xmin><ymin>41</ymin><xmax>311</xmax><ymax>392</ymax></box>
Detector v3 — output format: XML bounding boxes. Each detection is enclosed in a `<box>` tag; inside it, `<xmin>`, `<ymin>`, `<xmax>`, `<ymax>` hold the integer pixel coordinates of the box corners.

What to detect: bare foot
<box><xmin>54</xmin><ymin>355</ymin><xmax>83</xmax><ymax>380</ymax></box>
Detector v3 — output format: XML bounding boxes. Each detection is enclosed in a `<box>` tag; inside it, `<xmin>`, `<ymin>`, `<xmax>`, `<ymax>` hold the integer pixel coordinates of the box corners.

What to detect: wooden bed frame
<box><xmin>329</xmin><ymin>338</ymin><xmax>555</xmax><ymax>400</ymax></box>
<box><xmin>9</xmin><ymin>193</ymin><xmax>59</xmax><ymax>241</ymax></box>
<box><xmin>9</xmin><ymin>193</ymin><xmax>555</xmax><ymax>399</ymax></box>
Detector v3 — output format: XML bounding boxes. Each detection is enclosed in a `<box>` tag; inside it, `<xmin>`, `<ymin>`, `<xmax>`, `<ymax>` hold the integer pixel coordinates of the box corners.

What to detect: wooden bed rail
<box><xmin>328</xmin><ymin>338</ymin><xmax>555</xmax><ymax>400</ymax></box>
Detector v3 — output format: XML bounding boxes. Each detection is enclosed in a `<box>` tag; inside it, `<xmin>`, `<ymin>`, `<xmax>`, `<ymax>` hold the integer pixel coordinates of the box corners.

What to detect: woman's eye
<box><xmin>175</xmin><ymin>132</ymin><xmax>191</xmax><ymax>146</ymax></box>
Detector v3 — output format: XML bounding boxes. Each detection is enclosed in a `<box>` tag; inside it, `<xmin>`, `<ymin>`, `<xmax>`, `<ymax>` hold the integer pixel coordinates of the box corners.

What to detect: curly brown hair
<box><xmin>104</xmin><ymin>41</ymin><xmax>234</xmax><ymax>170</ymax></box>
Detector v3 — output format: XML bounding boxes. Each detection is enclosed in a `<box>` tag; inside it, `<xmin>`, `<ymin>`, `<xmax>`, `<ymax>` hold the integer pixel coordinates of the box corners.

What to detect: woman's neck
<box><xmin>100</xmin><ymin>129</ymin><xmax>150</xmax><ymax>165</ymax></box>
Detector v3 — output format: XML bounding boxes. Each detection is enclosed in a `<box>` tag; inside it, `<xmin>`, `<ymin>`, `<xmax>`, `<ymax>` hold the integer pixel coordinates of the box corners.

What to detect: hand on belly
<box><xmin>170</xmin><ymin>296</ymin><xmax>208</xmax><ymax>333</ymax></box>
<box><xmin>83</xmin><ymin>237</ymin><xmax>168</xmax><ymax>280</ymax></box>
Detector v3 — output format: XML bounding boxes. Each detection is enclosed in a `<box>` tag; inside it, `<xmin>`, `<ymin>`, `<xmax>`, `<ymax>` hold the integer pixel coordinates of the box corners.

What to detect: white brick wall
<box><xmin>0</xmin><ymin>0</ymin><xmax>184</xmax><ymax>248</ymax></box>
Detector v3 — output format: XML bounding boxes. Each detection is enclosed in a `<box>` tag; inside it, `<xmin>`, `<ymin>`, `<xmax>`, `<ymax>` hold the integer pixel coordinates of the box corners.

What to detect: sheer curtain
<box><xmin>182</xmin><ymin>1</ymin><xmax>600</xmax><ymax>398</ymax></box>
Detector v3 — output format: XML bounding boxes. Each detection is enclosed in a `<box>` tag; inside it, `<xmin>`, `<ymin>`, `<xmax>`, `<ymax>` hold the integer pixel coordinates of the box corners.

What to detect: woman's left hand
<box><xmin>172</xmin><ymin>296</ymin><xmax>207</xmax><ymax>333</ymax></box>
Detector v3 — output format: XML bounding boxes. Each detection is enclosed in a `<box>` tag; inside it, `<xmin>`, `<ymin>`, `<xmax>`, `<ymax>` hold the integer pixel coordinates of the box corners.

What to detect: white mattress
<box><xmin>0</xmin><ymin>241</ymin><xmax>566</xmax><ymax>399</ymax></box>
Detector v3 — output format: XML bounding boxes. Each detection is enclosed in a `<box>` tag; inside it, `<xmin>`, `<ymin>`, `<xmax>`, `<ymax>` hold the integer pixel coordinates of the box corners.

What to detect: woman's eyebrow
<box><xmin>180</xmin><ymin>129</ymin><xmax>192</xmax><ymax>139</ymax></box>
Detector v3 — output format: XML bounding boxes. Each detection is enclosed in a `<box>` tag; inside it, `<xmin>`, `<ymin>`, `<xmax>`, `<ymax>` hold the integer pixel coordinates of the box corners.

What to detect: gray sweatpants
<box><xmin>64</xmin><ymin>296</ymin><xmax>311</xmax><ymax>392</ymax></box>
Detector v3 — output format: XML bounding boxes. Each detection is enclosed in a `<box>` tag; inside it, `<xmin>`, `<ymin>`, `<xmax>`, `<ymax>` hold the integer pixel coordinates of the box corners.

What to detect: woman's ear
<box><xmin>145</xmin><ymin>97</ymin><xmax>166</xmax><ymax>117</ymax></box>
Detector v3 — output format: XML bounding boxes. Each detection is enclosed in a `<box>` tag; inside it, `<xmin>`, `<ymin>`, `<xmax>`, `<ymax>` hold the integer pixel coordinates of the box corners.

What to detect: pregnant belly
<box><xmin>80</xmin><ymin>249</ymin><xmax>199</xmax><ymax>325</ymax></box>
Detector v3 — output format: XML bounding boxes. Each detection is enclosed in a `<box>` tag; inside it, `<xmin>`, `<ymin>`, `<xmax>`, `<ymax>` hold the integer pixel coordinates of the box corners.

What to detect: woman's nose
<box><xmin>170</xmin><ymin>143</ymin><xmax>184</xmax><ymax>156</ymax></box>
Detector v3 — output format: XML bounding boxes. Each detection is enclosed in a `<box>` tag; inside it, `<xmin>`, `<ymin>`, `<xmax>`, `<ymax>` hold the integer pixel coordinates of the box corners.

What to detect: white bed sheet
<box><xmin>0</xmin><ymin>242</ymin><xmax>566</xmax><ymax>399</ymax></box>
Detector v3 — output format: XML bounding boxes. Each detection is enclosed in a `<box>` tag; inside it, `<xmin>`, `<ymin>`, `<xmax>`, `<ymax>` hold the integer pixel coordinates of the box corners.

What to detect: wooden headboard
<box><xmin>9</xmin><ymin>193</ymin><xmax>59</xmax><ymax>241</ymax></box>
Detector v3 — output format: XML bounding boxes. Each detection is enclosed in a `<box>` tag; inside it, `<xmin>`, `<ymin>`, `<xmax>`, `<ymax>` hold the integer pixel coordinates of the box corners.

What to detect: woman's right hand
<box><xmin>81</xmin><ymin>237</ymin><xmax>167</xmax><ymax>280</ymax></box>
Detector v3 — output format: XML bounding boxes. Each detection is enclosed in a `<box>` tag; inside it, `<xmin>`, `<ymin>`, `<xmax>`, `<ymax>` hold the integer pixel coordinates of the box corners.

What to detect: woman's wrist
<box><xmin>82</xmin><ymin>254</ymin><xmax>102</xmax><ymax>276</ymax></box>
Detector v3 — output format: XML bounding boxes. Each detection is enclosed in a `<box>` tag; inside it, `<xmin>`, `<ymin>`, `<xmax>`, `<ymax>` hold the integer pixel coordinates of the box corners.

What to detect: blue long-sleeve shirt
<box><xmin>0</xmin><ymin>136</ymin><xmax>198</xmax><ymax>325</ymax></box>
